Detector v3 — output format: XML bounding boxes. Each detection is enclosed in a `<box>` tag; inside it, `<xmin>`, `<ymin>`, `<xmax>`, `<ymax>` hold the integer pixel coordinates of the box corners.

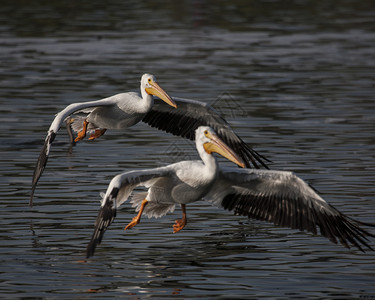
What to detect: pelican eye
<box><xmin>204</xmin><ymin>130</ymin><xmax>208</xmax><ymax>135</ymax></box>
<box><xmin>148</xmin><ymin>78</ymin><xmax>152</xmax><ymax>83</ymax></box>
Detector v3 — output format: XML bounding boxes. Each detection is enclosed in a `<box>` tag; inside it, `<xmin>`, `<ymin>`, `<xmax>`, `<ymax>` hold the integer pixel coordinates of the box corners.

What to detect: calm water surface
<box><xmin>1</xmin><ymin>1</ymin><xmax>375</xmax><ymax>298</ymax></box>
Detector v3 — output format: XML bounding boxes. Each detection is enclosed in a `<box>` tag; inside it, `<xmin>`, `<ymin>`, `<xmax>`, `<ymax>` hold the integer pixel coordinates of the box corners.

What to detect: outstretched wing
<box><xmin>86</xmin><ymin>167</ymin><xmax>171</xmax><ymax>258</ymax></box>
<box><xmin>205</xmin><ymin>167</ymin><xmax>375</xmax><ymax>251</ymax></box>
<box><xmin>142</xmin><ymin>97</ymin><xmax>270</xmax><ymax>169</ymax></box>
<box><xmin>30</xmin><ymin>98</ymin><xmax>116</xmax><ymax>206</ymax></box>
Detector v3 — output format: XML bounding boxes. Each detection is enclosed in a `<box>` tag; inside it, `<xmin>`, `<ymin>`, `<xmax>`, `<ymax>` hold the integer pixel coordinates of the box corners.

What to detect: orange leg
<box><xmin>173</xmin><ymin>204</ymin><xmax>187</xmax><ymax>233</ymax></box>
<box><xmin>89</xmin><ymin>128</ymin><xmax>107</xmax><ymax>140</ymax></box>
<box><xmin>74</xmin><ymin>119</ymin><xmax>89</xmax><ymax>142</ymax></box>
<box><xmin>125</xmin><ymin>199</ymin><xmax>148</xmax><ymax>230</ymax></box>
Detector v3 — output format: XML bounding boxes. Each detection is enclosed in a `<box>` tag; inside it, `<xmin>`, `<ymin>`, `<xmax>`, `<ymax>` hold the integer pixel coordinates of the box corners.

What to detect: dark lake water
<box><xmin>1</xmin><ymin>1</ymin><xmax>375</xmax><ymax>298</ymax></box>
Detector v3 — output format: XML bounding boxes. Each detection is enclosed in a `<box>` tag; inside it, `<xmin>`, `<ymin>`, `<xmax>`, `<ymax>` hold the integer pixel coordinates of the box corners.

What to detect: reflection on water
<box><xmin>1</xmin><ymin>1</ymin><xmax>375</xmax><ymax>298</ymax></box>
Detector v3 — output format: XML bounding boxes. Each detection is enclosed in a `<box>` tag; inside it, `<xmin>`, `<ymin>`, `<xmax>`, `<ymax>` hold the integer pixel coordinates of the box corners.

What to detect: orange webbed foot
<box><xmin>124</xmin><ymin>216</ymin><xmax>140</xmax><ymax>230</ymax></box>
<box><xmin>88</xmin><ymin>128</ymin><xmax>107</xmax><ymax>140</ymax></box>
<box><xmin>74</xmin><ymin>132</ymin><xmax>86</xmax><ymax>142</ymax></box>
<box><xmin>74</xmin><ymin>119</ymin><xmax>89</xmax><ymax>142</ymax></box>
<box><xmin>173</xmin><ymin>204</ymin><xmax>187</xmax><ymax>233</ymax></box>
<box><xmin>124</xmin><ymin>199</ymin><xmax>148</xmax><ymax>230</ymax></box>
<box><xmin>173</xmin><ymin>218</ymin><xmax>186</xmax><ymax>233</ymax></box>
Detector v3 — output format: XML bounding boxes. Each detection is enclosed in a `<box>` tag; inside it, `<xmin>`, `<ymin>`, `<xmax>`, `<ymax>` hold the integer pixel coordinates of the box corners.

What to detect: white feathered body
<box><xmin>70</xmin><ymin>92</ymin><xmax>153</xmax><ymax>132</ymax></box>
<box><xmin>129</xmin><ymin>159</ymin><xmax>218</xmax><ymax>218</ymax></box>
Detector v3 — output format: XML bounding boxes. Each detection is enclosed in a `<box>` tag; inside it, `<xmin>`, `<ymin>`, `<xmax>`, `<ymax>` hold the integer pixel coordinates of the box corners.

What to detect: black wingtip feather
<box><xmin>86</xmin><ymin>189</ymin><xmax>119</xmax><ymax>258</ymax></box>
<box><xmin>143</xmin><ymin>109</ymin><xmax>270</xmax><ymax>169</ymax></box>
<box><xmin>221</xmin><ymin>193</ymin><xmax>374</xmax><ymax>252</ymax></box>
<box><xmin>30</xmin><ymin>132</ymin><xmax>56</xmax><ymax>207</ymax></box>
<box><xmin>86</xmin><ymin>202</ymin><xmax>116</xmax><ymax>258</ymax></box>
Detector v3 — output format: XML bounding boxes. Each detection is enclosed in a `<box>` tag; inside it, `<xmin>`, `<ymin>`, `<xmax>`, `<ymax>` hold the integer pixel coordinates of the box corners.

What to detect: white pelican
<box><xmin>86</xmin><ymin>126</ymin><xmax>374</xmax><ymax>258</ymax></box>
<box><xmin>31</xmin><ymin>74</ymin><xmax>270</xmax><ymax>205</ymax></box>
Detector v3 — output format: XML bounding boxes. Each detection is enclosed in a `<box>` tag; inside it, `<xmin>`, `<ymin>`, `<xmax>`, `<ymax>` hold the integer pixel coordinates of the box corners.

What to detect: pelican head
<box><xmin>196</xmin><ymin>126</ymin><xmax>245</xmax><ymax>168</ymax></box>
<box><xmin>141</xmin><ymin>74</ymin><xmax>177</xmax><ymax>108</ymax></box>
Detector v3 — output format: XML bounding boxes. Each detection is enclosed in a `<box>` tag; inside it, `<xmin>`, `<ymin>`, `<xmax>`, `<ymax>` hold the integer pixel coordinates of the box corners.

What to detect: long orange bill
<box><xmin>203</xmin><ymin>132</ymin><xmax>245</xmax><ymax>168</ymax></box>
<box><xmin>145</xmin><ymin>81</ymin><xmax>177</xmax><ymax>108</ymax></box>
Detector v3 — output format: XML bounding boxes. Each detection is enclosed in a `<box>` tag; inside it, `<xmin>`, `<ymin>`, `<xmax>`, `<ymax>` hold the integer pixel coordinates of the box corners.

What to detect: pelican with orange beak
<box><xmin>31</xmin><ymin>74</ymin><xmax>271</xmax><ymax>205</ymax></box>
<box><xmin>86</xmin><ymin>126</ymin><xmax>245</xmax><ymax>257</ymax></box>
<box><xmin>31</xmin><ymin>74</ymin><xmax>176</xmax><ymax>205</ymax></box>
<box><xmin>86</xmin><ymin>126</ymin><xmax>375</xmax><ymax>258</ymax></box>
